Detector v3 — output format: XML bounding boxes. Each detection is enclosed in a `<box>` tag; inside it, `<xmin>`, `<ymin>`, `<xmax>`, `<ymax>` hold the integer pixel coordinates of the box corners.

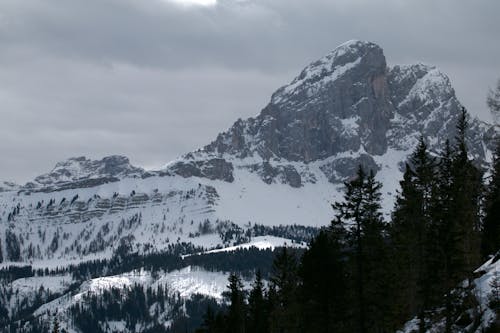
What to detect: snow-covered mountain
<box><xmin>0</xmin><ymin>40</ymin><xmax>497</xmax><ymax>267</ymax></box>
<box><xmin>1</xmin><ymin>39</ymin><xmax>499</xmax><ymax>333</ymax></box>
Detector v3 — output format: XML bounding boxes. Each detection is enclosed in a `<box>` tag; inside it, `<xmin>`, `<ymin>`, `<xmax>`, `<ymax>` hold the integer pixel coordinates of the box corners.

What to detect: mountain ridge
<box><xmin>1</xmin><ymin>39</ymin><xmax>499</xmax><ymax>333</ymax></box>
<box><xmin>5</xmin><ymin>40</ymin><xmax>497</xmax><ymax>194</ymax></box>
<box><xmin>0</xmin><ymin>40</ymin><xmax>497</xmax><ymax>266</ymax></box>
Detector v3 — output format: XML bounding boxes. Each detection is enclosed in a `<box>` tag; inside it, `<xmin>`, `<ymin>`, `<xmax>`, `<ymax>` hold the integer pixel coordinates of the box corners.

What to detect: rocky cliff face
<box><xmin>204</xmin><ymin>41</ymin><xmax>392</xmax><ymax>162</ymax></box>
<box><xmin>175</xmin><ymin>40</ymin><xmax>494</xmax><ymax>187</ymax></box>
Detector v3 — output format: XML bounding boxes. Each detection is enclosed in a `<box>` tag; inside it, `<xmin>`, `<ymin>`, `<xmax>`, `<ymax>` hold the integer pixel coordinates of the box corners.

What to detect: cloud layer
<box><xmin>1</xmin><ymin>0</ymin><xmax>499</xmax><ymax>182</ymax></box>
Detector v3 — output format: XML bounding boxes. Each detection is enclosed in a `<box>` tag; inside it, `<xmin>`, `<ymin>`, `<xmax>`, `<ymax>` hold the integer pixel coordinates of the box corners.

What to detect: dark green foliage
<box><xmin>247</xmin><ymin>270</ymin><xmax>268</xmax><ymax>333</ymax></box>
<box><xmin>332</xmin><ymin>166</ymin><xmax>389</xmax><ymax>333</ymax></box>
<box><xmin>389</xmin><ymin>137</ymin><xmax>442</xmax><ymax>331</ymax></box>
<box><xmin>250</xmin><ymin>224</ymin><xmax>319</xmax><ymax>244</ymax></box>
<box><xmin>268</xmin><ymin>247</ymin><xmax>300</xmax><ymax>333</ymax></box>
<box><xmin>299</xmin><ymin>229</ymin><xmax>350</xmax><ymax>333</ymax></box>
<box><xmin>225</xmin><ymin>273</ymin><xmax>246</xmax><ymax>333</ymax></box>
<box><xmin>447</xmin><ymin>108</ymin><xmax>482</xmax><ymax>280</ymax></box>
<box><xmin>194</xmin><ymin>302</ymin><xmax>228</xmax><ymax>333</ymax></box>
<box><xmin>440</xmin><ymin>108</ymin><xmax>483</xmax><ymax>332</ymax></box>
<box><xmin>482</xmin><ymin>142</ymin><xmax>500</xmax><ymax>258</ymax></box>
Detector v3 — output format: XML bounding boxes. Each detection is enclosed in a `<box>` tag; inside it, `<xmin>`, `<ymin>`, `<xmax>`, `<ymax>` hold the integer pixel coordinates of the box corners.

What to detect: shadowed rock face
<box><xmin>205</xmin><ymin>41</ymin><xmax>395</xmax><ymax>161</ymax></box>
<box><xmin>169</xmin><ymin>158</ymin><xmax>234</xmax><ymax>183</ymax></box>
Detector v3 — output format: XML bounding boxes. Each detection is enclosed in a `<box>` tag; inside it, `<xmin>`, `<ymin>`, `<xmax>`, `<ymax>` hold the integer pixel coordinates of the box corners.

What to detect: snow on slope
<box><xmin>473</xmin><ymin>255</ymin><xmax>500</xmax><ymax>330</ymax></box>
<box><xmin>25</xmin><ymin>266</ymin><xmax>250</xmax><ymax>333</ymax></box>
<box><xmin>185</xmin><ymin>235</ymin><xmax>307</xmax><ymax>258</ymax></box>
<box><xmin>398</xmin><ymin>256</ymin><xmax>500</xmax><ymax>333</ymax></box>
<box><xmin>3</xmin><ymin>274</ymin><xmax>73</xmax><ymax>317</ymax></box>
<box><xmin>0</xmin><ymin>145</ymin><xmax>412</xmax><ymax>266</ymax></box>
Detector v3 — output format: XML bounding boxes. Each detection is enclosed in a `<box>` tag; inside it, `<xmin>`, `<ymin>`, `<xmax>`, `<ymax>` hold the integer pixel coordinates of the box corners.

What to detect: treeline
<box><xmin>0</xmin><ymin>247</ymin><xmax>288</xmax><ymax>332</ymax></box>
<box><xmin>196</xmin><ymin>108</ymin><xmax>500</xmax><ymax>333</ymax></box>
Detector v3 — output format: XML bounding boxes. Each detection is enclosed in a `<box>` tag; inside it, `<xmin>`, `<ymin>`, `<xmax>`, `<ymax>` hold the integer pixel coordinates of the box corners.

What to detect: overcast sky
<box><xmin>1</xmin><ymin>0</ymin><xmax>499</xmax><ymax>183</ymax></box>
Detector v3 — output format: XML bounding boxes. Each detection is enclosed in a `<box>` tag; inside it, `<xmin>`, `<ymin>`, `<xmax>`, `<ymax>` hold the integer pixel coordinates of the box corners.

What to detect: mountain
<box><xmin>0</xmin><ymin>40</ymin><xmax>498</xmax><ymax>332</ymax></box>
<box><xmin>0</xmin><ymin>181</ymin><xmax>19</xmax><ymax>193</ymax></box>
<box><xmin>2</xmin><ymin>40</ymin><xmax>496</xmax><ymax>264</ymax></box>
<box><xmin>25</xmin><ymin>155</ymin><xmax>145</xmax><ymax>192</ymax></box>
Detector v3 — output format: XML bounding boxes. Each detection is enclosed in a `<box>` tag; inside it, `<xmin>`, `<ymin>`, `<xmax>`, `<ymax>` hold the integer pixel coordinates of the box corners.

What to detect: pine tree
<box><xmin>389</xmin><ymin>165</ymin><xmax>422</xmax><ymax>325</ymax></box>
<box><xmin>299</xmin><ymin>228</ymin><xmax>351</xmax><ymax>333</ymax></box>
<box><xmin>390</xmin><ymin>137</ymin><xmax>442</xmax><ymax>331</ymax></box>
<box><xmin>225</xmin><ymin>273</ymin><xmax>246</xmax><ymax>333</ymax></box>
<box><xmin>449</xmin><ymin>108</ymin><xmax>482</xmax><ymax>280</ymax></box>
<box><xmin>482</xmin><ymin>141</ymin><xmax>500</xmax><ymax>258</ymax></box>
<box><xmin>360</xmin><ymin>170</ymin><xmax>390</xmax><ymax>333</ymax></box>
<box><xmin>332</xmin><ymin>166</ymin><xmax>387</xmax><ymax>333</ymax></box>
<box><xmin>247</xmin><ymin>270</ymin><xmax>268</xmax><ymax>333</ymax></box>
<box><xmin>439</xmin><ymin>108</ymin><xmax>483</xmax><ymax>332</ymax></box>
<box><xmin>268</xmin><ymin>247</ymin><xmax>300</xmax><ymax>333</ymax></box>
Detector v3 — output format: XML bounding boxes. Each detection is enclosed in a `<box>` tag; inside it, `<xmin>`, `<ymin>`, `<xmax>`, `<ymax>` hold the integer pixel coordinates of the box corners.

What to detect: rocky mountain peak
<box><xmin>24</xmin><ymin>155</ymin><xmax>144</xmax><ymax>192</ymax></box>
<box><xmin>270</xmin><ymin>40</ymin><xmax>387</xmax><ymax>106</ymax></box>
<box><xmin>204</xmin><ymin>40</ymin><xmax>395</xmax><ymax>162</ymax></box>
<box><xmin>191</xmin><ymin>40</ymin><xmax>495</xmax><ymax>187</ymax></box>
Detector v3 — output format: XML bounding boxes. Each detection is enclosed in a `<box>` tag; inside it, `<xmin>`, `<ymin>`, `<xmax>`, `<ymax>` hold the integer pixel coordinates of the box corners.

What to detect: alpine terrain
<box><xmin>0</xmin><ymin>40</ymin><xmax>498</xmax><ymax>332</ymax></box>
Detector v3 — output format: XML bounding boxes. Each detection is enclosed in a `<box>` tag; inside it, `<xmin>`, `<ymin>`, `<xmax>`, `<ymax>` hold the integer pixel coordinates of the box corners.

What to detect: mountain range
<box><xmin>0</xmin><ymin>40</ymin><xmax>498</xmax><ymax>332</ymax></box>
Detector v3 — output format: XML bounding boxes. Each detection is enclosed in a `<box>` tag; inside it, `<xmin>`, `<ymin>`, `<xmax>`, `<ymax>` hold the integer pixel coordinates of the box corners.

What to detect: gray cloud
<box><xmin>1</xmin><ymin>0</ymin><xmax>499</xmax><ymax>183</ymax></box>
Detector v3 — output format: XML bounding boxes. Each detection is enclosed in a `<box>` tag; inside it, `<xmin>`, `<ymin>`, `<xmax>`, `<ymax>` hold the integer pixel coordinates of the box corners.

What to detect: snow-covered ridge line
<box><xmin>182</xmin><ymin>235</ymin><xmax>307</xmax><ymax>258</ymax></box>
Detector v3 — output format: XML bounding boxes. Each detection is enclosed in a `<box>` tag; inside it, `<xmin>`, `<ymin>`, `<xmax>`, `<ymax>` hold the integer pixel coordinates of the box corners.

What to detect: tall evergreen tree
<box><xmin>389</xmin><ymin>165</ymin><xmax>422</xmax><ymax>326</ymax></box>
<box><xmin>225</xmin><ymin>273</ymin><xmax>246</xmax><ymax>333</ymax></box>
<box><xmin>482</xmin><ymin>141</ymin><xmax>500</xmax><ymax>258</ymax></box>
<box><xmin>299</xmin><ymin>228</ymin><xmax>350</xmax><ymax>333</ymax></box>
<box><xmin>268</xmin><ymin>247</ymin><xmax>300</xmax><ymax>333</ymax></box>
<box><xmin>247</xmin><ymin>270</ymin><xmax>268</xmax><ymax>333</ymax></box>
<box><xmin>390</xmin><ymin>137</ymin><xmax>442</xmax><ymax>332</ymax></box>
<box><xmin>332</xmin><ymin>166</ymin><xmax>388</xmax><ymax>333</ymax></box>
<box><xmin>359</xmin><ymin>170</ymin><xmax>391</xmax><ymax>333</ymax></box>
<box><xmin>439</xmin><ymin>108</ymin><xmax>483</xmax><ymax>332</ymax></box>
<box><xmin>332</xmin><ymin>166</ymin><xmax>368</xmax><ymax>333</ymax></box>
<box><xmin>449</xmin><ymin>108</ymin><xmax>482</xmax><ymax>280</ymax></box>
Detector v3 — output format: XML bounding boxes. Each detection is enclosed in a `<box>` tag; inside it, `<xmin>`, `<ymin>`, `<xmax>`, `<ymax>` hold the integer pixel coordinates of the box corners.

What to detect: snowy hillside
<box><xmin>1</xmin><ymin>40</ymin><xmax>496</xmax><ymax>267</ymax></box>
<box><xmin>3</xmin><ymin>265</ymin><xmax>251</xmax><ymax>333</ymax></box>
